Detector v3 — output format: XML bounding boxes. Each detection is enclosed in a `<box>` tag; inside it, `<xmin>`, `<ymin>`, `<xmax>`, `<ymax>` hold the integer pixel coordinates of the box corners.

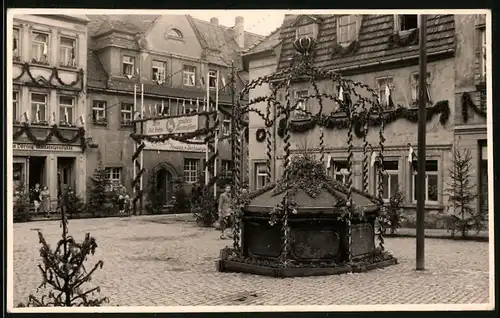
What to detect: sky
<box><xmin>190</xmin><ymin>10</ymin><xmax>287</xmax><ymax>36</ymax></box>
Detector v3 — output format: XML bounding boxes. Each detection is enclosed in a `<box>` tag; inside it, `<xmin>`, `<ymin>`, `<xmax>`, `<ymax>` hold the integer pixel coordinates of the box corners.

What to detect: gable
<box><xmin>144</xmin><ymin>15</ymin><xmax>203</xmax><ymax>58</ymax></box>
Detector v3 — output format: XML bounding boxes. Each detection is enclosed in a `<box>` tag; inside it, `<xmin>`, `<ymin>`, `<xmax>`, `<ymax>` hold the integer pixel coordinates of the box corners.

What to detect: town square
<box><xmin>8</xmin><ymin>9</ymin><xmax>492</xmax><ymax>310</ymax></box>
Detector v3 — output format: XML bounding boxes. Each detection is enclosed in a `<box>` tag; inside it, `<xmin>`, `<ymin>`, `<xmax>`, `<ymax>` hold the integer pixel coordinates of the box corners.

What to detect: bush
<box><xmin>145</xmin><ymin>175</ymin><xmax>163</xmax><ymax>215</ymax></box>
<box><xmin>173</xmin><ymin>179</ymin><xmax>189</xmax><ymax>214</ymax></box>
<box><xmin>13</xmin><ymin>181</ymin><xmax>31</xmax><ymax>223</ymax></box>
<box><xmin>87</xmin><ymin>152</ymin><xmax>113</xmax><ymax>217</ymax></box>
<box><xmin>191</xmin><ymin>185</ymin><xmax>218</xmax><ymax>227</ymax></box>
<box><xmin>385</xmin><ymin>191</ymin><xmax>405</xmax><ymax>235</ymax></box>
<box><xmin>17</xmin><ymin>195</ymin><xmax>108</xmax><ymax>307</ymax></box>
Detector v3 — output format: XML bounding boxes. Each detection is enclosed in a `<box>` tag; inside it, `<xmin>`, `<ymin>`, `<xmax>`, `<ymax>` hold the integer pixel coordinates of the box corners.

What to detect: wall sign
<box><xmin>144</xmin><ymin>139</ymin><xmax>206</xmax><ymax>152</ymax></box>
<box><xmin>13</xmin><ymin>143</ymin><xmax>80</xmax><ymax>152</ymax></box>
<box><xmin>144</xmin><ymin>116</ymin><xmax>199</xmax><ymax>136</ymax></box>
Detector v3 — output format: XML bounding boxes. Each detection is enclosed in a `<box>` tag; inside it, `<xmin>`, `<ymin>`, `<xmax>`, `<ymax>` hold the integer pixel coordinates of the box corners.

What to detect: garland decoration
<box><xmin>346</xmin><ymin>94</ymin><xmax>356</xmax><ymax>264</ymax></box>
<box><xmin>13</xmin><ymin>123</ymin><xmax>87</xmax><ymax>153</ymax></box>
<box><xmin>265</xmin><ymin>98</ymin><xmax>273</xmax><ymax>183</ymax></box>
<box><xmin>256</xmin><ymin>128</ymin><xmax>266</xmax><ymax>143</ymax></box>
<box><xmin>387</xmin><ymin>28</ymin><xmax>419</xmax><ymax>48</ymax></box>
<box><xmin>361</xmin><ymin>101</ymin><xmax>370</xmax><ymax>192</ymax></box>
<box><xmin>461</xmin><ymin>92</ymin><xmax>486</xmax><ymax>123</ymax></box>
<box><xmin>14</xmin><ymin>63</ymin><xmax>84</xmax><ymax>92</ymax></box>
<box><xmin>284</xmin><ymin>100</ymin><xmax>450</xmax><ymax>139</ymax></box>
<box><xmin>331</xmin><ymin>39</ymin><xmax>360</xmax><ymax>57</ymax></box>
<box><xmin>376</xmin><ymin>105</ymin><xmax>386</xmax><ymax>251</ymax></box>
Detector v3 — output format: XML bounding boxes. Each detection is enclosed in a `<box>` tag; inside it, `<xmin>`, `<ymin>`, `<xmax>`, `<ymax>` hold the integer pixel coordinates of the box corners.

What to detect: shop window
<box><xmin>376</xmin><ymin>160</ymin><xmax>399</xmax><ymax>200</ymax></box>
<box><xmin>412</xmin><ymin>160</ymin><xmax>439</xmax><ymax>203</ymax></box>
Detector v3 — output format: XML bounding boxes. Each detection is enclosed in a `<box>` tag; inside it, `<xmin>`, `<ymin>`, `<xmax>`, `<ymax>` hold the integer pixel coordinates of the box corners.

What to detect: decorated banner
<box><xmin>144</xmin><ymin>115</ymin><xmax>199</xmax><ymax>136</ymax></box>
<box><xmin>144</xmin><ymin>139</ymin><xmax>206</xmax><ymax>152</ymax></box>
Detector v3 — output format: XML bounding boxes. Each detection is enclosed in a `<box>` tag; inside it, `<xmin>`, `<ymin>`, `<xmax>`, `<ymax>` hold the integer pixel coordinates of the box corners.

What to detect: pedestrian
<box><xmin>40</xmin><ymin>186</ymin><xmax>51</xmax><ymax>217</ymax></box>
<box><xmin>123</xmin><ymin>193</ymin><xmax>131</xmax><ymax>216</ymax></box>
<box><xmin>31</xmin><ymin>183</ymin><xmax>42</xmax><ymax>214</ymax></box>
<box><xmin>118</xmin><ymin>194</ymin><xmax>126</xmax><ymax>216</ymax></box>
<box><xmin>67</xmin><ymin>186</ymin><xmax>75</xmax><ymax>218</ymax></box>
<box><xmin>218</xmin><ymin>184</ymin><xmax>233</xmax><ymax>239</ymax></box>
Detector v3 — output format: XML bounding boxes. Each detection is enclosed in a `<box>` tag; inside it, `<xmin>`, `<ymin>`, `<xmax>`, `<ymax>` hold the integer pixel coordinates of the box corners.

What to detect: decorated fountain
<box><xmin>217</xmin><ymin>37</ymin><xmax>398</xmax><ymax>277</ymax></box>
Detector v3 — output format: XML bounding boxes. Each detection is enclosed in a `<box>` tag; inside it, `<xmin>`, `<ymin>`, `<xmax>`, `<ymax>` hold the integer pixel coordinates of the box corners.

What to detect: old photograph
<box><xmin>6</xmin><ymin>9</ymin><xmax>494</xmax><ymax>312</ymax></box>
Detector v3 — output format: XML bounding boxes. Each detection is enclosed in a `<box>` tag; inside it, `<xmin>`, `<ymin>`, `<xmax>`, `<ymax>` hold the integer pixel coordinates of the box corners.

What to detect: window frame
<box><xmin>152</xmin><ymin>60</ymin><xmax>166</xmax><ymax>82</ymax></box>
<box><xmin>254</xmin><ymin>162</ymin><xmax>269</xmax><ymax>190</ymax></box>
<box><xmin>167</xmin><ymin>28</ymin><xmax>183</xmax><ymax>39</ymax></box>
<box><xmin>92</xmin><ymin>100</ymin><xmax>107</xmax><ymax>125</ymax></box>
<box><xmin>184</xmin><ymin>159</ymin><xmax>199</xmax><ymax>184</ymax></box>
<box><xmin>296</xmin><ymin>24</ymin><xmax>317</xmax><ymax>40</ymax></box>
<box><xmin>30</xmin><ymin>92</ymin><xmax>48</xmax><ymax>123</ymax></box>
<box><xmin>59</xmin><ymin>95</ymin><xmax>76</xmax><ymax>125</ymax></box>
<box><xmin>105</xmin><ymin>167</ymin><xmax>122</xmax><ymax>192</ymax></box>
<box><xmin>412</xmin><ymin>159</ymin><xmax>439</xmax><ymax>204</ymax></box>
<box><xmin>337</xmin><ymin>15</ymin><xmax>359</xmax><ymax>45</ymax></box>
<box><xmin>59</xmin><ymin>36</ymin><xmax>77</xmax><ymax>68</ymax></box>
<box><xmin>13</xmin><ymin>28</ymin><xmax>21</xmax><ymax>59</ymax></box>
<box><xmin>183</xmin><ymin>65</ymin><xmax>196</xmax><ymax>87</ymax></box>
<box><xmin>375</xmin><ymin>160</ymin><xmax>400</xmax><ymax>201</ymax></box>
<box><xmin>410</xmin><ymin>72</ymin><xmax>432</xmax><ymax>106</ymax></box>
<box><xmin>293</xmin><ymin>89</ymin><xmax>310</xmax><ymax>118</ymax></box>
<box><xmin>222</xmin><ymin>118</ymin><xmax>231</xmax><ymax>136</ymax></box>
<box><xmin>122</xmin><ymin>55</ymin><xmax>135</xmax><ymax>77</ymax></box>
<box><xmin>394</xmin><ymin>15</ymin><xmax>420</xmax><ymax>33</ymax></box>
<box><xmin>13</xmin><ymin>90</ymin><xmax>20</xmax><ymax>123</ymax></box>
<box><xmin>332</xmin><ymin>161</ymin><xmax>349</xmax><ymax>184</ymax></box>
<box><xmin>120</xmin><ymin>103</ymin><xmax>134</xmax><ymax>126</ymax></box>
<box><xmin>208</xmin><ymin>69</ymin><xmax>217</xmax><ymax>89</ymax></box>
<box><xmin>375</xmin><ymin>76</ymin><xmax>395</xmax><ymax>107</ymax></box>
<box><xmin>31</xmin><ymin>31</ymin><xmax>49</xmax><ymax>64</ymax></box>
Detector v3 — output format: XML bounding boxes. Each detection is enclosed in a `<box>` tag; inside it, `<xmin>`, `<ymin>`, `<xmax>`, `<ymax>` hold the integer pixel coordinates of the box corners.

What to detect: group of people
<box><xmin>31</xmin><ymin>183</ymin><xmax>51</xmax><ymax>216</ymax></box>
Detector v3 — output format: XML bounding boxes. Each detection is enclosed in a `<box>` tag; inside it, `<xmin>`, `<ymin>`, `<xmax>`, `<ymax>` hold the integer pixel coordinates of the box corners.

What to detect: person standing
<box><xmin>31</xmin><ymin>183</ymin><xmax>42</xmax><ymax>214</ymax></box>
<box><xmin>40</xmin><ymin>186</ymin><xmax>51</xmax><ymax>217</ymax></box>
<box><xmin>218</xmin><ymin>184</ymin><xmax>233</xmax><ymax>239</ymax></box>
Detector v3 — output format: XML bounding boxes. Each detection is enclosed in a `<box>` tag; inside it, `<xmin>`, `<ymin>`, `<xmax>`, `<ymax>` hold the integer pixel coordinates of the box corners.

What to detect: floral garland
<box><xmin>331</xmin><ymin>39</ymin><xmax>360</xmax><ymax>57</ymax></box>
<box><xmin>277</xmin><ymin>100</ymin><xmax>450</xmax><ymax>139</ymax></box>
<box><xmin>13</xmin><ymin>123</ymin><xmax>87</xmax><ymax>153</ymax></box>
<box><xmin>387</xmin><ymin>28</ymin><xmax>419</xmax><ymax>48</ymax></box>
<box><xmin>255</xmin><ymin>128</ymin><xmax>266</xmax><ymax>143</ymax></box>
<box><xmin>14</xmin><ymin>63</ymin><xmax>84</xmax><ymax>92</ymax></box>
<box><xmin>461</xmin><ymin>92</ymin><xmax>486</xmax><ymax>123</ymax></box>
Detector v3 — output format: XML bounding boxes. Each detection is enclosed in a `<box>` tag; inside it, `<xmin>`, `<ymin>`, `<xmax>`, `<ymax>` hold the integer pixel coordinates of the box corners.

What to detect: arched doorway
<box><xmin>156</xmin><ymin>168</ymin><xmax>173</xmax><ymax>206</ymax></box>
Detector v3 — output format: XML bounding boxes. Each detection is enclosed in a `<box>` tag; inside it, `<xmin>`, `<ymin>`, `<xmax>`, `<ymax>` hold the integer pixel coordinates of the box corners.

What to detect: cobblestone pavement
<box><xmin>11</xmin><ymin>215</ymin><xmax>491</xmax><ymax>307</ymax></box>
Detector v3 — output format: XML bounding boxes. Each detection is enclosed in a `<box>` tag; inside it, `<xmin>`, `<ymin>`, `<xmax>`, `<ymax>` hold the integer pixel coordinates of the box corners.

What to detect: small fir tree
<box><xmin>145</xmin><ymin>175</ymin><xmax>163</xmax><ymax>214</ymax></box>
<box><xmin>87</xmin><ymin>152</ymin><xmax>111</xmax><ymax>216</ymax></box>
<box><xmin>386</xmin><ymin>191</ymin><xmax>405</xmax><ymax>235</ymax></box>
<box><xmin>446</xmin><ymin>147</ymin><xmax>484</xmax><ymax>237</ymax></box>
<box><xmin>13</xmin><ymin>180</ymin><xmax>31</xmax><ymax>223</ymax></box>
<box><xmin>173</xmin><ymin>178</ymin><xmax>189</xmax><ymax>213</ymax></box>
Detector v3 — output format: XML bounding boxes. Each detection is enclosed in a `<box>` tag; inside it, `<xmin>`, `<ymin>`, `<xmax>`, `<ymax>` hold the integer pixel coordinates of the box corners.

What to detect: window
<box><xmin>184</xmin><ymin>159</ymin><xmax>198</xmax><ymax>183</ymax></box>
<box><xmin>376</xmin><ymin>161</ymin><xmax>399</xmax><ymax>200</ymax></box>
<box><xmin>222</xmin><ymin>118</ymin><xmax>231</xmax><ymax>136</ymax></box>
<box><xmin>13</xmin><ymin>91</ymin><xmax>19</xmax><ymax>122</ymax></box>
<box><xmin>183</xmin><ymin>65</ymin><xmax>196</xmax><ymax>86</ymax></box>
<box><xmin>479</xmin><ymin>27</ymin><xmax>486</xmax><ymax>79</ymax></box>
<box><xmin>32</xmin><ymin>32</ymin><xmax>49</xmax><ymax>63</ymax></box>
<box><xmin>296</xmin><ymin>24</ymin><xmax>317</xmax><ymax>39</ymax></box>
<box><xmin>13</xmin><ymin>28</ymin><xmax>20</xmax><ymax>58</ymax></box>
<box><xmin>376</xmin><ymin>77</ymin><xmax>395</xmax><ymax>107</ymax></box>
<box><xmin>332</xmin><ymin>161</ymin><xmax>349</xmax><ymax>184</ymax></box>
<box><xmin>152</xmin><ymin>60</ymin><xmax>166</xmax><ymax>82</ymax></box>
<box><xmin>395</xmin><ymin>15</ymin><xmax>419</xmax><ymax>32</ymax></box>
<box><xmin>59</xmin><ymin>96</ymin><xmax>75</xmax><ymax>124</ymax></box>
<box><xmin>294</xmin><ymin>90</ymin><xmax>309</xmax><ymax>118</ymax></box>
<box><xmin>60</xmin><ymin>37</ymin><xmax>76</xmax><ymax>67</ymax></box>
<box><xmin>221</xmin><ymin>160</ymin><xmax>233</xmax><ymax>178</ymax></box>
<box><xmin>254</xmin><ymin>162</ymin><xmax>268</xmax><ymax>190</ymax></box>
<box><xmin>208</xmin><ymin>70</ymin><xmax>217</xmax><ymax>88</ymax></box>
<box><xmin>122</xmin><ymin>56</ymin><xmax>135</xmax><ymax>77</ymax></box>
<box><xmin>30</xmin><ymin>93</ymin><xmax>47</xmax><ymax>123</ymax></box>
<box><xmin>92</xmin><ymin>100</ymin><xmax>107</xmax><ymax>124</ymax></box>
<box><xmin>105</xmin><ymin>167</ymin><xmax>122</xmax><ymax>191</ymax></box>
<box><xmin>167</xmin><ymin>28</ymin><xmax>183</xmax><ymax>39</ymax></box>
<box><xmin>337</xmin><ymin>15</ymin><xmax>358</xmax><ymax>45</ymax></box>
<box><xmin>412</xmin><ymin>160</ymin><xmax>439</xmax><ymax>203</ymax></box>
<box><xmin>120</xmin><ymin>103</ymin><xmax>133</xmax><ymax>126</ymax></box>
<box><xmin>411</xmin><ymin>73</ymin><xmax>432</xmax><ymax>105</ymax></box>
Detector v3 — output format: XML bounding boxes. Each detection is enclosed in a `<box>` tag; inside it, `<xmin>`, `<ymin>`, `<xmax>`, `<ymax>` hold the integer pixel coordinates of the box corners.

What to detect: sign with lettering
<box><xmin>144</xmin><ymin>139</ymin><xmax>206</xmax><ymax>152</ymax></box>
<box><xmin>144</xmin><ymin>116</ymin><xmax>199</xmax><ymax>136</ymax></box>
<box><xmin>13</xmin><ymin>143</ymin><xmax>79</xmax><ymax>152</ymax></box>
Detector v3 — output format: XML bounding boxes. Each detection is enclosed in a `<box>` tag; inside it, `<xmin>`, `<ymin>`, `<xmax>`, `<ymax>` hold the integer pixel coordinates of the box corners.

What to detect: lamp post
<box><xmin>416</xmin><ymin>14</ymin><xmax>427</xmax><ymax>271</ymax></box>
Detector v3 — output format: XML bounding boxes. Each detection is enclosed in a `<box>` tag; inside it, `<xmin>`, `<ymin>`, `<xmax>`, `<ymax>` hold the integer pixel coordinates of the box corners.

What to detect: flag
<box><xmin>42</xmin><ymin>42</ymin><xmax>48</xmax><ymax>56</ymax></box>
<box><xmin>71</xmin><ymin>47</ymin><xmax>76</xmax><ymax>65</ymax></box>
<box><xmin>161</xmin><ymin>100</ymin><xmax>165</xmax><ymax>115</ymax></box>
<box><xmin>326</xmin><ymin>154</ymin><xmax>332</xmax><ymax>169</ymax></box>
<box><xmin>134</xmin><ymin>111</ymin><xmax>140</xmax><ymax>120</ymax></box>
<box><xmin>148</xmin><ymin>104</ymin><xmax>152</xmax><ymax>117</ymax></box>
<box><xmin>221</xmin><ymin>76</ymin><xmax>226</xmax><ymax>88</ymax></box>
<box><xmin>338</xmin><ymin>85</ymin><xmax>344</xmax><ymax>102</ymax></box>
<box><xmin>22</xmin><ymin>111</ymin><xmax>28</xmax><ymax>123</ymax></box>
<box><xmin>36</xmin><ymin>105</ymin><xmax>40</xmax><ymax>122</ymax></box>
<box><xmin>79</xmin><ymin>115</ymin><xmax>85</xmax><ymax>126</ymax></box>
<box><xmin>385</xmin><ymin>84</ymin><xmax>394</xmax><ymax>107</ymax></box>
<box><xmin>408</xmin><ymin>144</ymin><xmax>416</xmax><ymax>163</ymax></box>
<box><xmin>51</xmin><ymin>112</ymin><xmax>56</xmax><ymax>125</ymax></box>
<box><xmin>190</xmin><ymin>74</ymin><xmax>195</xmax><ymax>86</ymax></box>
<box><xmin>154</xmin><ymin>104</ymin><xmax>158</xmax><ymax>116</ymax></box>
<box><xmin>136</xmin><ymin>68</ymin><xmax>140</xmax><ymax>77</ymax></box>
<box><xmin>199</xmin><ymin>77</ymin><xmax>205</xmax><ymax>88</ymax></box>
<box><xmin>196</xmin><ymin>98</ymin><xmax>200</xmax><ymax>112</ymax></box>
<box><xmin>182</xmin><ymin>99</ymin><xmax>186</xmax><ymax>114</ymax></box>
<box><xmin>64</xmin><ymin>107</ymin><xmax>69</xmax><ymax>123</ymax></box>
<box><xmin>370</xmin><ymin>151</ymin><xmax>379</xmax><ymax>167</ymax></box>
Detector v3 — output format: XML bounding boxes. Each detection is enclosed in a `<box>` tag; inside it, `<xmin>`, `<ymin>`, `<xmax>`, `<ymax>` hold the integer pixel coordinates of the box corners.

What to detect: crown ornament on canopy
<box><xmin>293</xmin><ymin>37</ymin><xmax>316</xmax><ymax>60</ymax></box>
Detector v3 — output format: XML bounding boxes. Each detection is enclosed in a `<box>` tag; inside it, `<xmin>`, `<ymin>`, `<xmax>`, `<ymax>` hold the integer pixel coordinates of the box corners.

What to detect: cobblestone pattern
<box><xmin>11</xmin><ymin>215</ymin><xmax>490</xmax><ymax>307</ymax></box>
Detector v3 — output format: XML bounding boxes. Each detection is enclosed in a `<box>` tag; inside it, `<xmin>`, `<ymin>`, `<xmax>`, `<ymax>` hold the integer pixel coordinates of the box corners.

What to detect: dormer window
<box><xmin>394</xmin><ymin>15</ymin><xmax>419</xmax><ymax>33</ymax></box>
<box><xmin>296</xmin><ymin>24</ymin><xmax>318</xmax><ymax>40</ymax></box>
<box><xmin>167</xmin><ymin>28</ymin><xmax>183</xmax><ymax>39</ymax></box>
<box><xmin>337</xmin><ymin>15</ymin><xmax>360</xmax><ymax>45</ymax></box>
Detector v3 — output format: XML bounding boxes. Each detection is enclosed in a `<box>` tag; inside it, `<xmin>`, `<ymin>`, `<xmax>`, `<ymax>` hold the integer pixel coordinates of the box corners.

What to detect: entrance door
<box><xmin>13</xmin><ymin>162</ymin><xmax>26</xmax><ymax>191</ymax></box>
<box><xmin>57</xmin><ymin>157</ymin><xmax>75</xmax><ymax>192</ymax></box>
<box><xmin>156</xmin><ymin>169</ymin><xmax>173</xmax><ymax>206</ymax></box>
<box><xmin>28</xmin><ymin>156</ymin><xmax>46</xmax><ymax>190</ymax></box>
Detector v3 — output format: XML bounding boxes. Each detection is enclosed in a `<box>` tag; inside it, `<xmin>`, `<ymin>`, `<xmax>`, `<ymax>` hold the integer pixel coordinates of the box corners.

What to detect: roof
<box><xmin>243</xmin><ymin>26</ymin><xmax>283</xmax><ymax>55</ymax></box>
<box><xmin>277</xmin><ymin>14</ymin><xmax>456</xmax><ymax>72</ymax></box>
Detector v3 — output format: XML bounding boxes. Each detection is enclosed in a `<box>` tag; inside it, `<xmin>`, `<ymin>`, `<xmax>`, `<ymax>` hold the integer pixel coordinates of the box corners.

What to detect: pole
<box><xmin>140</xmin><ymin>83</ymin><xmax>144</xmax><ymax>215</ymax></box>
<box><xmin>416</xmin><ymin>14</ymin><xmax>427</xmax><ymax>271</ymax></box>
<box><xmin>230</xmin><ymin>61</ymin><xmax>236</xmax><ymax>197</ymax></box>
<box><xmin>205</xmin><ymin>71</ymin><xmax>210</xmax><ymax>186</ymax></box>
<box><xmin>214</xmin><ymin>70</ymin><xmax>220</xmax><ymax>198</ymax></box>
<box><xmin>133</xmin><ymin>84</ymin><xmax>137</xmax><ymax>216</ymax></box>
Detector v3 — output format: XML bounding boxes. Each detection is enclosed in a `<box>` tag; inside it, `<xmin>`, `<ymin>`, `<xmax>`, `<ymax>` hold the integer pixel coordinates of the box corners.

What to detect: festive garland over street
<box><xmin>14</xmin><ymin>63</ymin><xmax>84</xmax><ymax>91</ymax></box>
<box><xmin>331</xmin><ymin>39</ymin><xmax>360</xmax><ymax>57</ymax></box>
<box><xmin>387</xmin><ymin>28</ymin><xmax>419</xmax><ymax>48</ymax></box>
<box><xmin>277</xmin><ymin>100</ymin><xmax>450</xmax><ymax>138</ymax></box>
<box><xmin>461</xmin><ymin>92</ymin><xmax>486</xmax><ymax>123</ymax></box>
<box><xmin>13</xmin><ymin>123</ymin><xmax>87</xmax><ymax>152</ymax></box>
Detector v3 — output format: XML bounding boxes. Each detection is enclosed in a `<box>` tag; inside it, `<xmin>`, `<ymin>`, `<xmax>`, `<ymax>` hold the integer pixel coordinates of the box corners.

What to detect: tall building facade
<box><xmin>86</xmin><ymin>15</ymin><xmax>262</xmax><ymax>208</ymax></box>
<box><xmin>246</xmin><ymin>14</ymin><xmax>489</xmax><ymax>228</ymax></box>
<box><xmin>12</xmin><ymin>14</ymin><xmax>90</xmax><ymax>208</ymax></box>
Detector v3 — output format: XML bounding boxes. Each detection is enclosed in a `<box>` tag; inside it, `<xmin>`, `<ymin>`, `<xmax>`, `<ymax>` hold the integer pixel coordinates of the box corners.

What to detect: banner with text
<box><xmin>144</xmin><ymin>115</ymin><xmax>199</xmax><ymax>136</ymax></box>
<box><xmin>144</xmin><ymin>139</ymin><xmax>206</xmax><ymax>152</ymax></box>
<box><xmin>13</xmin><ymin>143</ymin><xmax>79</xmax><ymax>152</ymax></box>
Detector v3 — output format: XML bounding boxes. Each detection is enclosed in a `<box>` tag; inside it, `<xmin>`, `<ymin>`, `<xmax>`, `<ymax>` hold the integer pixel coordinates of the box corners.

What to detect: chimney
<box><xmin>210</xmin><ymin>17</ymin><xmax>219</xmax><ymax>25</ymax></box>
<box><xmin>234</xmin><ymin>16</ymin><xmax>244</xmax><ymax>49</ymax></box>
